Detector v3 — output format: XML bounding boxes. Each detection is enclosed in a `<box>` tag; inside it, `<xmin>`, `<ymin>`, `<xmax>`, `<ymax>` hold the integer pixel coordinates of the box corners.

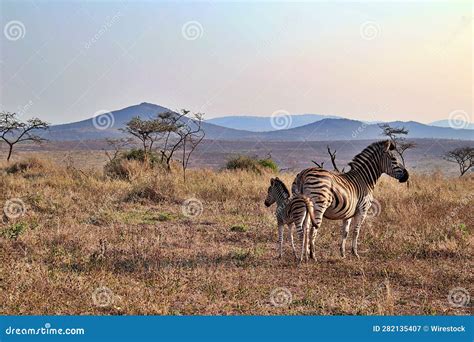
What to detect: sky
<box><xmin>0</xmin><ymin>1</ymin><xmax>472</xmax><ymax>125</ymax></box>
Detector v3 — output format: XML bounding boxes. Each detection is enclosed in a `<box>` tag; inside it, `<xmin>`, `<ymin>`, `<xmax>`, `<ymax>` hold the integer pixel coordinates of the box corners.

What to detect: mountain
<box><xmin>255</xmin><ymin>119</ymin><xmax>474</xmax><ymax>141</ymax></box>
<box><xmin>43</xmin><ymin>103</ymin><xmax>474</xmax><ymax>142</ymax></box>
<box><xmin>44</xmin><ymin>103</ymin><xmax>252</xmax><ymax>141</ymax></box>
<box><xmin>206</xmin><ymin>114</ymin><xmax>340</xmax><ymax>132</ymax></box>
<box><xmin>430</xmin><ymin>119</ymin><xmax>474</xmax><ymax>130</ymax></box>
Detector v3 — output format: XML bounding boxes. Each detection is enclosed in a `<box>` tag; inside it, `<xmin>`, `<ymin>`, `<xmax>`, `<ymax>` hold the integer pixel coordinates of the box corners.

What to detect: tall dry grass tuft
<box><xmin>0</xmin><ymin>157</ymin><xmax>472</xmax><ymax>315</ymax></box>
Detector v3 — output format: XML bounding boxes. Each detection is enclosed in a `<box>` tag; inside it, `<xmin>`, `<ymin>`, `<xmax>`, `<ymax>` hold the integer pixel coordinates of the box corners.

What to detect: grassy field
<box><xmin>0</xmin><ymin>155</ymin><xmax>472</xmax><ymax>315</ymax></box>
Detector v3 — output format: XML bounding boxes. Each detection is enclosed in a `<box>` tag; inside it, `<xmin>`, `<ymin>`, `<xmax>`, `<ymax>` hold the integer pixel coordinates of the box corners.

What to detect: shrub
<box><xmin>104</xmin><ymin>149</ymin><xmax>162</xmax><ymax>179</ymax></box>
<box><xmin>257</xmin><ymin>158</ymin><xmax>278</xmax><ymax>172</ymax></box>
<box><xmin>122</xmin><ymin>149</ymin><xmax>160</xmax><ymax>164</ymax></box>
<box><xmin>124</xmin><ymin>183</ymin><xmax>165</xmax><ymax>203</ymax></box>
<box><xmin>5</xmin><ymin>157</ymin><xmax>45</xmax><ymax>174</ymax></box>
<box><xmin>225</xmin><ymin>155</ymin><xmax>278</xmax><ymax>174</ymax></box>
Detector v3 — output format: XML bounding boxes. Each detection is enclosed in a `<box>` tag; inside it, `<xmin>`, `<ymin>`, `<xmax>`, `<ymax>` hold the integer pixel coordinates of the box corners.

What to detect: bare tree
<box><xmin>378</xmin><ymin>123</ymin><xmax>415</xmax><ymax>166</ymax></box>
<box><xmin>311</xmin><ymin>145</ymin><xmax>345</xmax><ymax>172</ymax></box>
<box><xmin>179</xmin><ymin>112</ymin><xmax>205</xmax><ymax>181</ymax></box>
<box><xmin>311</xmin><ymin>160</ymin><xmax>324</xmax><ymax>168</ymax></box>
<box><xmin>0</xmin><ymin>112</ymin><xmax>49</xmax><ymax>162</ymax></box>
<box><xmin>103</xmin><ymin>137</ymin><xmax>134</xmax><ymax>162</ymax></box>
<box><xmin>444</xmin><ymin>146</ymin><xmax>473</xmax><ymax>177</ymax></box>
<box><xmin>327</xmin><ymin>145</ymin><xmax>345</xmax><ymax>173</ymax></box>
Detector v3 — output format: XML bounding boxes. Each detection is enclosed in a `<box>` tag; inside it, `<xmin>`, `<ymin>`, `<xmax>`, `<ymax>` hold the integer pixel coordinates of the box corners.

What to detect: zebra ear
<box><xmin>383</xmin><ymin>140</ymin><xmax>395</xmax><ymax>151</ymax></box>
<box><xmin>270</xmin><ymin>178</ymin><xmax>275</xmax><ymax>184</ymax></box>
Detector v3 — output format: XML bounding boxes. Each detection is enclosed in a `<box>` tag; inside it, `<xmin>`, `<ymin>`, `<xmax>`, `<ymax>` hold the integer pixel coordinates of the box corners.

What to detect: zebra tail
<box><xmin>303</xmin><ymin>196</ymin><xmax>318</xmax><ymax>228</ymax></box>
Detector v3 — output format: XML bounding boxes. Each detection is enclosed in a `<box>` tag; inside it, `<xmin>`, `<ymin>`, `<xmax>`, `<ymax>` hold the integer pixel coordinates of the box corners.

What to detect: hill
<box><xmin>43</xmin><ymin>103</ymin><xmax>474</xmax><ymax>141</ymax></box>
<box><xmin>206</xmin><ymin>114</ymin><xmax>340</xmax><ymax>132</ymax></box>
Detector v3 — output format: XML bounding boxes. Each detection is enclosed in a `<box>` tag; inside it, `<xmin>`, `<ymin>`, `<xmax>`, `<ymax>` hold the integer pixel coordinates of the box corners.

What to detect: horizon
<box><xmin>34</xmin><ymin>101</ymin><xmax>474</xmax><ymax>128</ymax></box>
<box><xmin>1</xmin><ymin>1</ymin><xmax>472</xmax><ymax>125</ymax></box>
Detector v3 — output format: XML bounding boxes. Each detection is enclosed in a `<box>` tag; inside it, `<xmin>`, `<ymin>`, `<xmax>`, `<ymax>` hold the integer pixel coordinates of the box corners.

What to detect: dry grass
<box><xmin>0</xmin><ymin>156</ymin><xmax>472</xmax><ymax>315</ymax></box>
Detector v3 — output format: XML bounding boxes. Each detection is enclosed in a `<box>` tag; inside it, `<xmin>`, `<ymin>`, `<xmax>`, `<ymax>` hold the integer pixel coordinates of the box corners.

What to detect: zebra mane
<box><xmin>272</xmin><ymin>178</ymin><xmax>290</xmax><ymax>198</ymax></box>
<box><xmin>348</xmin><ymin>140</ymin><xmax>388</xmax><ymax>171</ymax></box>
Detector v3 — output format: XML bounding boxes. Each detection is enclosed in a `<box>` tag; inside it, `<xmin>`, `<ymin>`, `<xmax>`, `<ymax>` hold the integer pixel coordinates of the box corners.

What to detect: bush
<box><xmin>124</xmin><ymin>183</ymin><xmax>165</xmax><ymax>203</ymax></box>
<box><xmin>122</xmin><ymin>149</ymin><xmax>160</xmax><ymax>164</ymax></box>
<box><xmin>225</xmin><ymin>155</ymin><xmax>278</xmax><ymax>174</ymax></box>
<box><xmin>257</xmin><ymin>158</ymin><xmax>278</xmax><ymax>172</ymax></box>
<box><xmin>104</xmin><ymin>149</ymin><xmax>162</xmax><ymax>179</ymax></box>
<box><xmin>5</xmin><ymin>157</ymin><xmax>45</xmax><ymax>174</ymax></box>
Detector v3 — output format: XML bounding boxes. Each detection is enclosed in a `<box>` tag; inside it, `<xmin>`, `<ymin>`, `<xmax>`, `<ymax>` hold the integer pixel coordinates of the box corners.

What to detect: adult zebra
<box><xmin>292</xmin><ymin>140</ymin><xmax>409</xmax><ymax>260</ymax></box>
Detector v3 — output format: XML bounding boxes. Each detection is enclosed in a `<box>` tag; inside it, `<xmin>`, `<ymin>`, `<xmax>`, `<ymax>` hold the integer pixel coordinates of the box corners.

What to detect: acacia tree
<box><xmin>157</xmin><ymin>110</ymin><xmax>205</xmax><ymax>174</ymax></box>
<box><xmin>103</xmin><ymin>137</ymin><xmax>135</xmax><ymax>162</ymax></box>
<box><xmin>0</xmin><ymin>112</ymin><xmax>49</xmax><ymax>162</ymax></box>
<box><xmin>120</xmin><ymin>116</ymin><xmax>175</xmax><ymax>162</ymax></box>
<box><xmin>378</xmin><ymin>124</ymin><xmax>415</xmax><ymax>166</ymax></box>
<box><xmin>122</xmin><ymin>110</ymin><xmax>205</xmax><ymax>180</ymax></box>
<box><xmin>179</xmin><ymin>112</ymin><xmax>205</xmax><ymax>181</ymax></box>
<box><xmin>444</xmin><ymin>146</ymin><xmax>473</xmax><ymax>177</ymax></box>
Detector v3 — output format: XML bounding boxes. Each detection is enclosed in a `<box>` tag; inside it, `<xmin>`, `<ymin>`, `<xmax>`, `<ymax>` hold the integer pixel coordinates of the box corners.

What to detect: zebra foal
<box><xmin>264</xmin><ymin>177</ymin><xmax>317</xmax><ymax>261</ymax></box>
<box><xmin>292</xmin><ymin>140</ymin><xmax>409</xmax><ymax>259</ymax></box>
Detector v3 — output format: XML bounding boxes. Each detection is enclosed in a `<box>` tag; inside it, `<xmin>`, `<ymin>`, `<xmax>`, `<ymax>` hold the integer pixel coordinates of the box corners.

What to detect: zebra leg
<box><xmin>309</xmin><ymin>225</ymin><xmax>318</xmax><ymax>261</ymax></box>
<box><xmin>307</xmin><ymin>205</ymin><xmax>326</xmax><ymax>261</ymax></box>
<box><xmin>340</xmin><ymin>218</ymin><xmax>352</xmax><ymax>258</ymax></box>
<box><xmin>277</xmin><ymin>224</ymin><xmax>284</xmax><ymax>258</ymax></box>
<box><xmin>351</xmin><ymin>213</ymin><xmax>366</xmax><ymax>259</ymax></box>
<box><xmin>289</xmin><ymin>223</ymin><xmax>298</xmax><ymax>259</ymax></box>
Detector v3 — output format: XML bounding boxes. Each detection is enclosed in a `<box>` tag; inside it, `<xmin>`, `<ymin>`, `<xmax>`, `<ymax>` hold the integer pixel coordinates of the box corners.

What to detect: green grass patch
<box><xmin>1</xmin><ymin>222</ymin><xmax>28</xmax><ymax>240</ymax></box>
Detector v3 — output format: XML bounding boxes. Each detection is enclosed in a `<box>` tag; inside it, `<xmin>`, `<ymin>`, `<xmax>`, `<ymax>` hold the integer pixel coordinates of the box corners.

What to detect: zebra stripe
<box><xmin>292</xmin><ymin>140</ymin><xmax>409</xmax><ymax>259</ymax></box>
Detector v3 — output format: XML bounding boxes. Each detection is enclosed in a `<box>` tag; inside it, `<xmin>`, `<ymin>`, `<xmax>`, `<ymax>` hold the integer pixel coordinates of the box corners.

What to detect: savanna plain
<box><xmin>0</xmin><ymin>150</ymin><xmax>472</xmax><ymax>316</ymax></box>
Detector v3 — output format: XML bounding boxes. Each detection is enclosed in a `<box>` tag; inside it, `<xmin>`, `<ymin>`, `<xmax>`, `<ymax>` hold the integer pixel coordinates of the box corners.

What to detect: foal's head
<box><xmin>264</xmin><ymin>177</ymin><xmax>290</xmax><ymax>207</ymax></box>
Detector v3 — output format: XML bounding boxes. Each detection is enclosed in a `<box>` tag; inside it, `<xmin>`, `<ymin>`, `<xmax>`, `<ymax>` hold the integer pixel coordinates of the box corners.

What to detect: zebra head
<box><xmin>381</xmin><ymin>140</ymin><xmax>409</xmax><ymax>183</ymax></box>
<box><xmin>264</xmin><ymin>177</ymin><xmax>290</xmax><ymax>207</ymax></box>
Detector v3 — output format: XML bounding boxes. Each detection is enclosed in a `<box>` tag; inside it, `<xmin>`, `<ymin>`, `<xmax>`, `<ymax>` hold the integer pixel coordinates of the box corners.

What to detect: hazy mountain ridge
<box><xmin>206</xmin><ymin>114</ymin><xmax>341</xmax><ymax>132</ymax></box>
<box><xmin>44</xmin><ymin>103</ymin><xmax>474</xmax><ymax>141</ymax></box>
<box><xmin>430</xmin><ymin>119</ymin><xmax>474</xmax><ymax>130</ymax></box>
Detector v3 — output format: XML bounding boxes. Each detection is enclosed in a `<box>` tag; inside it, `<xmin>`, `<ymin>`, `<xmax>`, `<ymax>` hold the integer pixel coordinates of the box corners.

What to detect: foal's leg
<box><xmin>289</xmin><ymin>223</ymin><xmax>297</xmax><ymax>259</ymax></box>
<box><xmin>340</xmin><ymin>218</ymin><xmax>352</xmax><ymax>258</ymax></box>
<box><xmin>351</xmin><ymin>213</ymin><xmax>367</xmax><ymax>259</ymax></box>
<box><xmin>277</xmin><ymin>224</ymin><xmax>284</xmax><ymax>258</ymax></box>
